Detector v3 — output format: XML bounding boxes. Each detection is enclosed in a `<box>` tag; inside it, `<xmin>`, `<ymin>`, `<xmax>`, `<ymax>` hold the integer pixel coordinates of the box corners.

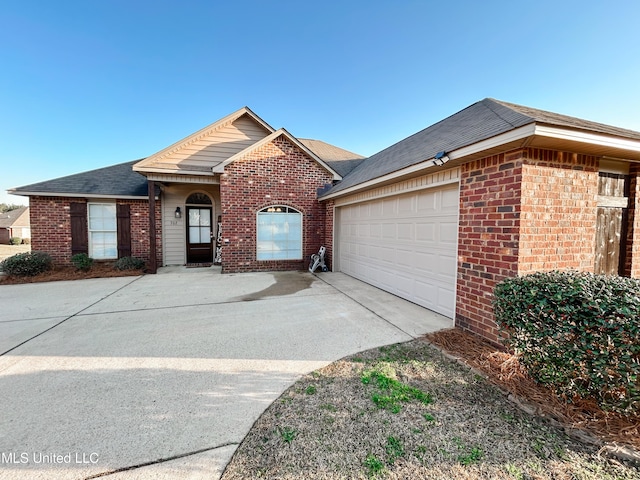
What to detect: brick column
<box><xmin>456</xmin><ymin>152</ymin><xmax>522</xmax><ymax>344</ymax></box>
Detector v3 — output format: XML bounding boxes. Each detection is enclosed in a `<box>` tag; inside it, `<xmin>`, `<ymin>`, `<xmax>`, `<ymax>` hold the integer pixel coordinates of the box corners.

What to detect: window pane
<box><xmin>189</xmin><ymin>210</ymin><xmax>200</xmax><ymax>226</ymax></box>
<box><xmin>189</xmin><ymin>226</ymin><xmax>200</xmax><ymax>244</ymax></box>
<box><xmin>200</xmin><ymin>211</ymin><xmax>211</xmax><ymax>226</ymax></box>
<box><xmin>200</xmin><ymin>227</ymin><xmax>210</xmax><ymax>241</ymax></box>
<box><xmin>91</xmin><ymin>232</ymin><xmax>117</xmax><ymax>259</ymax></box>
<box><xmin>256</xmin><ymin>208</ymin><xmax>302</xmax><ymax>260</ymax></box>
<box><xmin>88</xmin><ymin>204</ymin><xmax>117</xmax><ymax>259</ymax></box>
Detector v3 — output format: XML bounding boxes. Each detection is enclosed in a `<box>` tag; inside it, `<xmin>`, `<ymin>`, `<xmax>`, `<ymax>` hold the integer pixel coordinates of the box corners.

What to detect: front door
<box><xmin>187</xmin><ymin>207</ymin><xmax>213</xmax><ymax>263</ymax></box>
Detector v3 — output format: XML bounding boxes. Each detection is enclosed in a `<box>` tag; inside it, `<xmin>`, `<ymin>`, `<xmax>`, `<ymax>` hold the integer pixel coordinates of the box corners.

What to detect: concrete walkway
<box><xmin>0</xmin><ymin>269</ymin><xmax>451</xmax><ymax>479</ymax></box>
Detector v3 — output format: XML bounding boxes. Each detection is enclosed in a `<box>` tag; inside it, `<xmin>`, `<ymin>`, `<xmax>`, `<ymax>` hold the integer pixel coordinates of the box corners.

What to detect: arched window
<box><xmin>186</xmin><ymin>192</ymin><xmax>212</xmax><ymax>205</ymax></box>
<box><xmin>257</xmin><ymin>206</ymin><xmax>302</xmax><ymax>260</ymax></box>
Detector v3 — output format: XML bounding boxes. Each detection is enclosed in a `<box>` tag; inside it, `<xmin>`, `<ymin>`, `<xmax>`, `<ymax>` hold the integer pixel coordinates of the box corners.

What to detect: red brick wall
<box><xmin>624</xmin><ymin>163</ymin><xmax>640</xmax><ymax>278</ymax></box>
<box><xmin>323</xmin><ymin>200</ymin><xmax>335</xmax><ymax>270</ymax></box>
<box><xmin>220</xmin><ymin>135</ymin><xmax>334</xmax><ymax>273</ymax></box>
<box><xmin>28</xmin><ymin>197</ymin><xmax>161</xmax><ymax>266</ymax></box>
<box><xmin>456</xmin><ymin>148</ymin><xmax>600</xmax><ymax>344</ymax></box>
<box><xmin>29</xmin><ymin>197</ymin><xmax>74</xmax><ymax>264</ymax></box>
<box><xmin>456</xmin><ymin>152</ymin><xmax>522</xmax><ymax>344</ymax></box>
<box><xmin>119</xmin><ymin>199</ymin><xmax>162</xmax><ymax>265</ymax></box>
<box><xmin>518</xmin><ymin>149</ymin><xmax>599</xmax><ymax>274</ymax></box>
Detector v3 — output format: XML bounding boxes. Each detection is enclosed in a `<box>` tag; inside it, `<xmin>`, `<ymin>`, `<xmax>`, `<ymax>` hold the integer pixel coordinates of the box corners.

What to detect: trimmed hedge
<box><xmin>0</xmin><ymin>251</ymin><xmax>53</xmax><ymax>276</ymax></box>
<box><xmin>114</xmin><ymin>256</ymin><xmax>145</xmax><ymax>271</ymax></box>
<box><xmin>493</xmin><ymin>271</ymin><xmax>640</xmax><ymax>416</ymax></box>
<box><xmin>71</xmin><ymin>253</ymin><xmax>94</xmax><ymax>271</ymax></box>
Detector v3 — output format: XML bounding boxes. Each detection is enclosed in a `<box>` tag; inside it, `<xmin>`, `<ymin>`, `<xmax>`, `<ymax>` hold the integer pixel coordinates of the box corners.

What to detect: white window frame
<box><xmin>88</xmin><ymin>202</ymin><xmax>118</xmax><ymax>260</ymax></box>
<box><xmin>256</xmin><ymin>206</ymin><xmax>303</xmax><ymax>261</ymax></box>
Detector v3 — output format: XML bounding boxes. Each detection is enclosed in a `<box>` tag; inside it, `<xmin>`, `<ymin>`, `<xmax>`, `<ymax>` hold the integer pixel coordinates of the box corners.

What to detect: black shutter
<box><xmin>117</xmin><ymin>204</ymin><xmax>132</xmax><ymax>258</ymax></box>
<box><xmin>70</xmin><ymin>202</ymin><xmax>88</xmax><ymax>255</ymax></box>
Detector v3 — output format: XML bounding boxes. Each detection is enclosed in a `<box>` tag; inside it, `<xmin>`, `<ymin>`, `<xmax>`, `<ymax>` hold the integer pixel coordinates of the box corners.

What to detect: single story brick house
<box><xmin>10</xmin><ymin>99</ymin><xmax>640</xmax><ymax>343</ymax></box>
<box><xmin>0</xmin><ymin>206</ymin><xmax>31</xmax><ymax>244</ymax></box>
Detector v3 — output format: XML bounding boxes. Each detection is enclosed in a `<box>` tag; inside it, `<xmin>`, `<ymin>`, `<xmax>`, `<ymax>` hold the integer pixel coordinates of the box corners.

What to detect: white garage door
<box><xmin>336</xmin><ymin>183</ymin><xmax>459</xmax><ymax>318</ymax></box>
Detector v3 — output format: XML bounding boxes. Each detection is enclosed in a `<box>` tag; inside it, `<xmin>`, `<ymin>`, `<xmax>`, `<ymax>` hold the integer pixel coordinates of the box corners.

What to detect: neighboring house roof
<box><xmin>298</xmin><ymin>139</ymin><xmax>366</xmax><ymax>177</ymax></box>
<box><xmin>0</xmin><ymin>206</ymin><xmax>29</xmax><ymax>228</ymax></box>
<box><xmin>321</xmin><ymin>98</ymin><xmax>640</xmax><ymax>198</ymax></box>
<box><xmin>9</xmin><ymin>160</ymin><xmax>153</xmax><ymax>198</ymax></box>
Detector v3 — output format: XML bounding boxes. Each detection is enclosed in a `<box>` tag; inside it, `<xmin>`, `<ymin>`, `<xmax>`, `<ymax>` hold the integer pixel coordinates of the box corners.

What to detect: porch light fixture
<box><xmin>175</xmin><ymin>207</ymin><xmax>182</xmax><ymax>218</ymax></box>
<box><xmin>433</xmin><ymin>151</ymin><xmax>450</xmax><ymax>166</ymax></box>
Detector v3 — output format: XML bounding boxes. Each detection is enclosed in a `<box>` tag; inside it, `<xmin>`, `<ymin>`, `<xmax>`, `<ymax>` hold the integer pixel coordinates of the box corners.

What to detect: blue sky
<box><xmin>2</xmin><ymin>0</ymin><xmax>640</xmax><ymax>204</ymax></box>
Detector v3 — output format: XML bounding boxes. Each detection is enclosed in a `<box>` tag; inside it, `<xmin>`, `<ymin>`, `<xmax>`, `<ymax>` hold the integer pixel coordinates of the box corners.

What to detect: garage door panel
<box><xmin>441</xmin><ymin>187</ymin><xmax>459</xmax><ymax>210</ymax></box>
<box><xmin>396</xmin><ymin>248</ymin><xmax>416</xmax><ymax>267</ymax></box>
<box><xmin>413</xmin><ymin>279</ymin><xmax>438</xmax><ymax>309</ymax></box>
<box><xmin>440</xmin><ymin>221</ymin><xmax>458</xmax><ymax>243</ymax></box>
<box><xmin>381</xmin><ymin>223</ymin><xmax>396</xmax><ymax>239</ymax></box>
<box><xmin>338</xmin><ymin>183</ymin><xmax>458</xmax><ymax>318</ymax></box>
<box><xmin>370</xmin><ymin>202</ymin><xmax>382</xmax><ymax>217</ymax></box>
<box><xmin>383</xmin><ymin>198</ymin><xmax>398</xmax><ymax>216</ymax></box>
<box><xmin>398</xmin><ymin>196</ymin><xmax>414</xmax><ymax>214</ymax></box>
<box><xmin>394</xmin><ymin>273</ymin><xmax>416</xmax><ymax>298</ymax></box>
<box><xmin>437</xmin><ymin>286</ymin><xmax>455</xmax><ymax>317</ymax></box>
<box><xmin>358</xmin><ymin>224</ymin><xmax>370</xmax><ymax>238</ymax></box>
<box><xmin>417</xmin><ymin>191</ymin><xmax>437</xmax><ymax>211</ymax></box>
<box><xmin>397</xmin><ymin>223</ymin><xmax>414</xmax><ymax>241</ymax></box>
<box><xmin>438</xmin><ymin>253</ymin><xmax>457</xmax><ymax>276</ymax></box>
<box><xmin>416</xmin><ymin>223</ymin><xmax>435</xmax><ymax>242</ymax></box>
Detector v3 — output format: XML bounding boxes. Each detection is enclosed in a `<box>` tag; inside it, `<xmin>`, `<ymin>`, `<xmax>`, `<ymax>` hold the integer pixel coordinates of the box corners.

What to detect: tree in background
<box><xmin>0</xmin><ymin>203</ymin><xmax>26</xmax><ymax>213</ymax></box>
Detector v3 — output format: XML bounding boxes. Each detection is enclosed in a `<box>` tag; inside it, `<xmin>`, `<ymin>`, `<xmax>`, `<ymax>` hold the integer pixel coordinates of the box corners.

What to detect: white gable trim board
<box><xmin>334</xmin><ymin>168</ymin><xmax>460</xmax><ymax>319</ymax></box>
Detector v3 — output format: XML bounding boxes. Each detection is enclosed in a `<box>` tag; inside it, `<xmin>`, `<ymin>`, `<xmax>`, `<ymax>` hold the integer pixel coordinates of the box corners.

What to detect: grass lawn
<box><xmin>221</xmin><ymin>339</ymin><xmax>639</xmax><ymax>480</ymax></box>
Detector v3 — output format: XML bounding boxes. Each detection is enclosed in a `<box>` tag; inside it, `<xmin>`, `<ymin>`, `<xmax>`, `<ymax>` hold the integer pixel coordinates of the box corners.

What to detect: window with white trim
<box><xmin>257</xmin><ymin>206</ymin><xmax>302</xmax><ymax>260</ymax></box>
<box><xmin>88</xmin><ymin>203</ymin><xmax>117</xmax><ymax>259</ymax></box>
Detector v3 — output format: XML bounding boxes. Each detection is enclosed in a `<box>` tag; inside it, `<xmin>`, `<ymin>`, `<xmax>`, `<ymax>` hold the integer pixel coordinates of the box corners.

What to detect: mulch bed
<box><xmin>425</xmin><ymin>328</ymin><xmax>640</xmax><ymax>452</ymax></box>
<box><xmin>0</xmin><ymin>263</ymin><xmax>144</xmax><ymax>285</ymax></box>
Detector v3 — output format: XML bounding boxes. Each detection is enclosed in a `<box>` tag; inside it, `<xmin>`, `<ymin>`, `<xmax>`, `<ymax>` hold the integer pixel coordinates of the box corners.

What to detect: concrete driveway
<box><xmin>0</xmin><ymin>268</ymin><xmax>451</xmax><ymax>479</ymax></box>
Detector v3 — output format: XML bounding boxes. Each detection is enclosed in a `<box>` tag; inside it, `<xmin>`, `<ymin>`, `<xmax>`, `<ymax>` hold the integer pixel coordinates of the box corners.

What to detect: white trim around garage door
<box><xmin>334</xmin><ymin>168</ymin><xmax>460</xmax><ymax>319</ymax></box>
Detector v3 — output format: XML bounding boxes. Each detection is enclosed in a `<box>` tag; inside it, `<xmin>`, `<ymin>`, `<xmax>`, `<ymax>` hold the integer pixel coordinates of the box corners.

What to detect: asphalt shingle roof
<box><xmin>11</xmin><ymin>160</ymin><xmax>151</xmax><ymax>197</ymax></box>
<box><xmin>13</xmin><ymin>99</ymin><xmax>640</xmax><ymax>200</ymax></box>
<box><xmin>324</xmin><ymin>98</ymin><xmax>640</xmax><ymax>196</ymax></box>
<box><xmin>298</xmin><ymin>138</ymin><xmax>366</xmax><ymax>177</ymax></box>
<box><xmin>0</xmin><ymin>206</ymin><xmax>29</xmax><ymax>228</ymax></box>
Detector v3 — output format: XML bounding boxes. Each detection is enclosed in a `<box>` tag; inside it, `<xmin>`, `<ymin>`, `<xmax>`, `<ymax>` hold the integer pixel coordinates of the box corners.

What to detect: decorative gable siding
<box><xmin>147</xmin><ymin>116</ymin><xmax>270</xmax><ymax>172</ymax></box>
<box><xmin>220</xmin><ymin>135</ymin><xmax>334</xmax><ymax>272</ymax></box>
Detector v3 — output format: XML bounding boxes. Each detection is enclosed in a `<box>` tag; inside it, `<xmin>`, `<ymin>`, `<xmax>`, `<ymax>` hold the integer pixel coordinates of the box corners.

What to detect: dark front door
<box><xmin>187</xmin><ymin>207</ymin><xmax>213</xmax><ymax>263</ymax></box>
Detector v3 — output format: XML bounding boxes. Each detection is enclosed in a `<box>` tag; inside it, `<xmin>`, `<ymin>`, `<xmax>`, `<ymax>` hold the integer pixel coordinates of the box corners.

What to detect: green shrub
<box><xmin>493</xmin><ymin>271</ymin><xmax>640</xmax><ymax>416</ymax></box>
<box><xmin>114</xmin><ymin>256</ymin><xmax>145</xmax><ymax>271</ymax></box>
<box><xmin>0</xmin><ymin>251</ymin><xmax>53</xmax><ymax>276</ymax></box>
<box><xmin>9</xmin><ymin>237</ymin><xmax>22</xmax><ymax>245</ymax></box>
<box><xmin>71</xmin><ymin>253</ymin><xmax>94</xmax><ymax>271</ymax></box>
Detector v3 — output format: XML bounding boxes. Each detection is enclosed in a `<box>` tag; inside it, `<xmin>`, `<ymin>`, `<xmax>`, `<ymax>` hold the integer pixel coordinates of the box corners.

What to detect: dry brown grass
<box><xmin>222</xmin><ymin>338</ymin><xmax>639</xmax><ymax>480</ymax></box>
<box><xmin>0</xmin><ymin>243</ymin><xmax>30</xmax><ymax>261</ymax></box>
<box><xmin>426</xmin><ymin>328</ymin><xmax>640</xmax><ymax>451</ymax></box>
